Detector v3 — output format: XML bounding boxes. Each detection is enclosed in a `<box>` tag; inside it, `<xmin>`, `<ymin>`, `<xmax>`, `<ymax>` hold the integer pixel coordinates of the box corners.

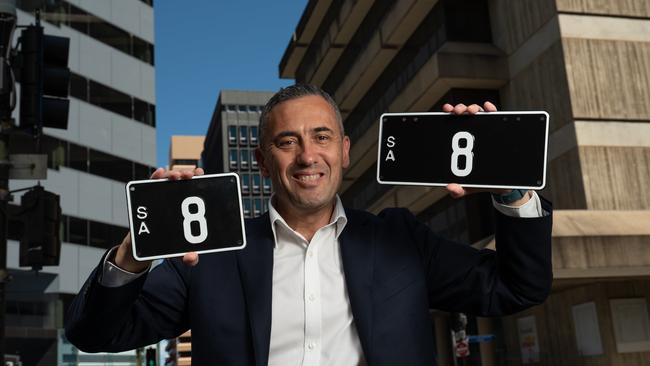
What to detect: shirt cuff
<box><xmin>100</xmin><ymin>246</ymin><xmax>149</xmax><ymax>287</ymax></box>
<box><xmin>492</xmin><ymin>191</ymin><xmax>545</xmax><ymax>218</ymax></box>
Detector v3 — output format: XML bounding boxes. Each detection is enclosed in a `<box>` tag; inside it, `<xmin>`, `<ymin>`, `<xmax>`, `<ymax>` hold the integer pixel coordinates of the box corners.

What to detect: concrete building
<box><xmin>169</xmin><ymin>135</ymin><xmax>204</xmax><ymax>171</ymax></box>
<box><xmin>6</xmin><ymin>1</ymin><xmax>156</xmax><ymax>364</ymax></box>
<box><xmin>280</xmin><ymin>0</ymin><xmax>650</xmax><ymax>365</ymax></box>
<box><xmin>202</xmin><ymin>90</ymin><xmax>275</xmax><ymax>218</ymax></box>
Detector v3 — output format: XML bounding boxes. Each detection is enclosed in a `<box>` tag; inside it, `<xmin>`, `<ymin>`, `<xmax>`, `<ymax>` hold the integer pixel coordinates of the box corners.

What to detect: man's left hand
<box><xmin>441</xmin><ymin>101</ymin><xmax>531</xmax><ymax>207</ymax></box>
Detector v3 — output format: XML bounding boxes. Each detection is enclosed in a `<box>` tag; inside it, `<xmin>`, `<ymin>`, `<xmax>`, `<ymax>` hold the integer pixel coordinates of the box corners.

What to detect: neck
<box><xmin>275</xmin><ymin>197</ymin><xmax>336</xmax><ymax>242</ymax></box>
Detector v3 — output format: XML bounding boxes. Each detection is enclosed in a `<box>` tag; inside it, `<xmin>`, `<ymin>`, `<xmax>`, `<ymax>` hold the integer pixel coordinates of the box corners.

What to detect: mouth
<box><xmin>292</xmin><ymin>172</ymin><xmax>324</xmax><ymax>185</ymax></box>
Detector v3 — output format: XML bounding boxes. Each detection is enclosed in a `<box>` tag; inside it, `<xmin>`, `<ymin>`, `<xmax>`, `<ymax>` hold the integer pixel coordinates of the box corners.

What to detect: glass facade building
<box><xmin>202</xmin><ymin>90</ymin><xmax>275</xmax><ymax>219</ymax></box>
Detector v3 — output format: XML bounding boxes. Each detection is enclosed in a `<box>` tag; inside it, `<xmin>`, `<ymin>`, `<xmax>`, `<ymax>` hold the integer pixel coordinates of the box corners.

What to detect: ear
<box><xmin>342</xmin><ymin>136</ymin><xmax>351</xmax><ymax>169</ymax></box>
<box><xmin>255</xmin><ymin>147</ymin><xmax>270</xmax><ymax>177</ymax></box>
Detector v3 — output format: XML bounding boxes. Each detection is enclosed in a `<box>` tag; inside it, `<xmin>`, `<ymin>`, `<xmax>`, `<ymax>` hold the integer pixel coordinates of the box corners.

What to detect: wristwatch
<box><xmin>492</xmin><ymin>189</ymin><xmax>528</xmax><ymax>205</ymax></box>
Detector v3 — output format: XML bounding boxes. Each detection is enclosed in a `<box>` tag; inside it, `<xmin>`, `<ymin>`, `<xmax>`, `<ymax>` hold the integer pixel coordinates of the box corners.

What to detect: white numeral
<box><xmin>451</xmin><ymin>131</ymin><xmax>475</xmax><ymax>177</ymax></box>
<box><xmin>181</xmin><ymin>196</ymin><xmax>208</xmax><ymax>244</ymax></box>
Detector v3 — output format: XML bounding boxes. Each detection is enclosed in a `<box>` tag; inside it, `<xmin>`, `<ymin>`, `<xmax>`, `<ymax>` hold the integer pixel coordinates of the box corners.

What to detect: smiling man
<box><xmin>65</xmin><ymin>84</ymin><xmax>552</xmax><ymax>366</ymax></box>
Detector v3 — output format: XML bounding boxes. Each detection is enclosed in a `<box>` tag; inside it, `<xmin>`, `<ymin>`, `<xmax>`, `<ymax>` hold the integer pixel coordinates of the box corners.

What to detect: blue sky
<box><xmin>154</xmin><ymin>1</ymin><xmax>307</xmax><ymax>167</ymax></box>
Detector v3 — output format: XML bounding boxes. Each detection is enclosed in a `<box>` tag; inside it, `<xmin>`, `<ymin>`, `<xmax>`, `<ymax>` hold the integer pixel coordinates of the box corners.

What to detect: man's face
<box><xmin>255</xmin><ymin>95</ymin><xmax>350</xmax><ymax>215</ymax></box>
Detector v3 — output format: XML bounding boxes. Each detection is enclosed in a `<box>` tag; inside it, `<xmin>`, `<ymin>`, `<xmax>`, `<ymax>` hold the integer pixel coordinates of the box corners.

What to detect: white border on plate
<box><xmin>375</xmin><ymin>111</ymin><xmax>550</xmax><ymax>190</ymax></box>
<box><xmin>125</xmin><ymin>172</ymin><xmax>247</xmax><ymax>262</ymax></box>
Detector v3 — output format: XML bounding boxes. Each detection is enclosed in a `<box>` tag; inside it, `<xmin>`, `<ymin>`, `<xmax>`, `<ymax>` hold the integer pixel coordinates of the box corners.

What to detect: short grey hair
<box><xmin>259</xmin><ymin>84</ymin><xmax>344</xmax><ymax>145</ymax></box>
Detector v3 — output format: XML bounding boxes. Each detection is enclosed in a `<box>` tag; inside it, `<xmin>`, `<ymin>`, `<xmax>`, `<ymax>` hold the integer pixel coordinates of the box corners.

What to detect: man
<box><xmin>65</xmin><ymin>85</ymin><xmax>551</xmax><ymax>365</ymax></box>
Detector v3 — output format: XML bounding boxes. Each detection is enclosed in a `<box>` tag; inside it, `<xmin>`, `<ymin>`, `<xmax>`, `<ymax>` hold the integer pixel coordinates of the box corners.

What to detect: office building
<box><xmin>6</xmin><ymin>1</ymin><xmax>156</xmax><ymax>364</ymax></box>
<box><xmin>169</xmin><ymin>135</ymin><xmax>204</xmax><ymax>171</ymax></box>
<box><xmin>202</xmin><ymin>90</ymin><xmax>275</xmax><ymax>218</ymax></box>
<box><xmin>280</xmin><ymin>0</ymin><xmax>650</xmax><ymax>365</ymax></box>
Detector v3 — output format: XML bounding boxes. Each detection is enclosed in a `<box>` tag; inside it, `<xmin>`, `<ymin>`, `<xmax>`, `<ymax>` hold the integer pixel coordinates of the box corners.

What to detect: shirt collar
<box><xmin>267</xmin><ymin>194</ymin><xmax>348</xmax><ymax>247</ymax></box>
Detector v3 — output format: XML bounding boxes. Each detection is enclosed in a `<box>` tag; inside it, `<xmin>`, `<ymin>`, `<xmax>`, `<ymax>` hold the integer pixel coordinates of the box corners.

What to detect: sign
<box><xmin>468</xmin><ymin>334</ymin><xmax>496</xmax><ymax>343</ymax></box>
<box><xmin>126</xmin><ymin>173</ymin><xmax>246</xmax><ymax>261</ymax></box>
<box><xmin>517</xmin><ymin>315</ymin><xmax>540</xmax><ymax>364</ymax></box>
<box><xmin>376</xmin><ymin>112</ymin><xmax>549</xmax><ymax>189</ymax></box>
<box><xmin>455</xmin><ymin>337</ymin><xmax>470</xmax><ymax>358</ymax></box>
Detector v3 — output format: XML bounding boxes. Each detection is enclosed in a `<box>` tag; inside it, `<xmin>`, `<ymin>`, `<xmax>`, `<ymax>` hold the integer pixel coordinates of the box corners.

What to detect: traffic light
<box><xmin>18</xmin><ymin>186</ymin><xmax>61</xmax><ymax>268</ymax></box>
<box><xmin>18</xmin><ymin>23</ymin><xmax>70</xmax><ymax>134</ymax></box>
<box><xmin>145</xmin><ymin>347</ymin><xmax>156</xmax><ymax>366</ymax></box>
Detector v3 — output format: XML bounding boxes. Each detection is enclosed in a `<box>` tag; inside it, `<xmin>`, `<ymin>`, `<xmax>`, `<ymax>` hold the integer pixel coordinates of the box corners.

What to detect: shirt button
<box><xmin>308</xmin><ymin>342</ymin><xmax>315</xmax><ymax>350</ymax></box>
<box><xmin>307</xmin><ymin>252</ymin><xmax>314</xmax><ymax>258</ymax></box>
<box><xmin>308</xmin><ymin>294</ymin><xmax>316</xmax><ymax>302</ymax></box>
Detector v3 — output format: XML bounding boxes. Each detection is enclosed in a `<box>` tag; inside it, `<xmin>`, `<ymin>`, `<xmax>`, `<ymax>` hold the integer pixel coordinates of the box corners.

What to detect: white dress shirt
<box><xmin>101</xmin><ymin>192</ymin><xmax>545</xmax><ymax>366</ymax></box>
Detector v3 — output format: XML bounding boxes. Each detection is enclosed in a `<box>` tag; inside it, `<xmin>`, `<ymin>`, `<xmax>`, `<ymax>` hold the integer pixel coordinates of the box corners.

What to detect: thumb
<box><xmin>182</xmin><ymin>252</ymin><xmax>199</xmax><ymax>267</ymax></box>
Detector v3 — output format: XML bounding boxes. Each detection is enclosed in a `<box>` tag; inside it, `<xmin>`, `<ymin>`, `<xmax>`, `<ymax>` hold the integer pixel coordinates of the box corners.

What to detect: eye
<box><xmin>275</xmin><ymin>137</ymin><xmax>297</xmax><ymax>148</ymax></box>
<box><xmin>315</xmin><ymin>134</ymin><xmax>331</xmax><ymax>143</ymax></box>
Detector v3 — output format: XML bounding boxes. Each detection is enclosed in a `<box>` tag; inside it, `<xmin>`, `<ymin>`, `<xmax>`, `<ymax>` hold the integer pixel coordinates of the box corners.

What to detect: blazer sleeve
<box><xmin>64</xmin><ymin>250</ymin><xmax>191</xmax><ymax>353</ymax></box>
<box><xmin>399</xmin><ymin>197</ymin><xmax>552</xmax><ymax>316</ymax></box>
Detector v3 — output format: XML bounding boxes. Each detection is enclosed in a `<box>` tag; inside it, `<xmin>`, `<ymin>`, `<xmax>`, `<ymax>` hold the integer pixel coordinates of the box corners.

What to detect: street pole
<box><xmin>0</xmin><ymin>1</ymin><xmax>17</xmax><ymax>362</ymax></box>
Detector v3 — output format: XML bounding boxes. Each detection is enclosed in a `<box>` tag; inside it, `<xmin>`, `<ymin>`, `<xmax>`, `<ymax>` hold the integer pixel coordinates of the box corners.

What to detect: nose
<box><xmin>296</xmin><ymin>140</ymin><xmax>317</xmax><ymax>166</ymax></box>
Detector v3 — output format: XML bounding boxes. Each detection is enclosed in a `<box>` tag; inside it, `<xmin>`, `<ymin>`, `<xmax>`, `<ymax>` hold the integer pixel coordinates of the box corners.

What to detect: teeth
<box><xmin>298</xmin><ymin>174</ymin><xmax>320</xmax><ymax>182</ymax></box>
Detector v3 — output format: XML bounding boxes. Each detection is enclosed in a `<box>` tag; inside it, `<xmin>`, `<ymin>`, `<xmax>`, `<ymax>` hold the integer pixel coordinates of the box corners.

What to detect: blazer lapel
<box><xmin>237</xmin><ymin>213</ymin><xmax>274</xmax><ymax>366</ymax></box>
<box><xmin>339</xmin><ymin>209</ymin><xmax>374</xmax><ymax>358</ymax></box>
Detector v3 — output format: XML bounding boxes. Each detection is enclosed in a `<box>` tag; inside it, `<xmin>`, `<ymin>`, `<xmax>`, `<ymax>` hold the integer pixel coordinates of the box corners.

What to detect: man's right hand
<box><xmin>113</xmin><ymin>167</ymin><xmax>204</xmax><ymax>273</ymax></box>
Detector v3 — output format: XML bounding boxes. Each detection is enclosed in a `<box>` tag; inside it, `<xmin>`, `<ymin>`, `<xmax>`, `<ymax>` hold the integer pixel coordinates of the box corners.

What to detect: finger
<box><xmin>150</xmin><ymin>167</ymin><xmax>165</xmax><ymax>179</ymax></box>
<box><xmin>167</xmin><ymin>171</ymin><xmax>182</xmax><ymax>180</ymax></box>
<box><xmin>483</xmin><ymin>101</ymin><xmax>497</xmax><ymax>112</ymax></box>
<box><xmin>466</xmin><ymin>104</ymin><xmax>482</xmax><ymax>114</ymax></box>
<box><xmin>453</xmin><ymin>104</ymin><xmax>467</xmax><ymax>115</ymax></box>
<box><xmin>442</xmin><ymin>103</ymin><xmax>454</xmax><ymax>113</ymax></box>
<box><xmin>445</xmin><ymin>183</ymin><xmax>466</xmax><ymax>199</ymax></box>
<box><xmin>182</xmin><ymin>252</ymin><xmax>199</xmax><ymax>267</ymax></box>
<box><xmin>180</xmin><ymin>170</ymin><xmax>195</xmax><ymax>180</ymax></box>
<box><xmin>194</xmin><ymin>167</ymin><xmax>205</xmax><ymax>176</ymax></box>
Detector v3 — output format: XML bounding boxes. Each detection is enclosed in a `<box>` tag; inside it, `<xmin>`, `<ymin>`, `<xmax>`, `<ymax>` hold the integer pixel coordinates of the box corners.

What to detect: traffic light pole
<box><xmin>0</xmin><ymin>118</ymin><xmax>9</xmax><ymax>364</ymax></box>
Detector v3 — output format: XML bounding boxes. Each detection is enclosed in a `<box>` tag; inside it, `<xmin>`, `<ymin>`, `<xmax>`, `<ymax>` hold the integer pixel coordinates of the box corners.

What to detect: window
<box><xmin>572</xmin><ymin>302</ymin><xmax>603</xmax><ymax>356</ymax></box>
<box><xmin>69</xmin><ymin>73</ymin><xmax>87</xmax><ymax>101</ymax></box>
<box><xmin>263</xmin><ymin>177</ymin><xmax>272</xmax><ymax>194</ymax></box>
<box><xmin>243</xmin><ymin>198</ymin><xmax>251</xmax><ymax>218</ymax></box>
<box><xmin>239</xmin><ymin>126</ymin><xmax>248</xmax><ymax>146</ymax></box>
<box><xmin>610</xmin><ymin>298</ymin><xmax>650</xmax><ymax>353</ymax></box>
<box><xmin>238</xmin><ymin>105</ymin><xmax>247</xmax><ymax>112</ymax></box>
<box><xmin>252</xmin><ymin>174</ymin><xmax>261</xmax><ymax>194</ymax></box>
<box><xmin>89</xmin><ymin>149</ymin><xmax>133</xmax><ymax>183</ymax></box>
<box><xmin>134</xmin><ymin>98</ymin><xmax>156</xmax><ymax>127</ymax></box>
<box><xmin>72</xmin><ymin>73</ymin><xmax>155</xmax><ymax>127</ymax></box>
<box><xmin>253</xmin><ymin>198</ymin><xmax>262</xmax><ymax>217</ymax></box>
<box><xmin>88</xmin><ymin>80</ymin><xmax>132</xmax><ymax>119</ymax></box>
<box><xmin>68</xmin><ymin>4</ymin><xmax>88</xmax><ymax>34</ymax></box>
<box><xmin>241</xmin><ymin>173</ymin><xmax>250</xmax><ymax>194</ymax></box>
<box><xmin>251</xmin><ymin>153</ymin><xmax>258</xmax><ymax>170</ymax></box>
<box><xmin>225</xmin><ymin>105</ymin><xmax>235</xmax><ymax>112</ymax></box>
<box><xmin>240</xmin><ymin>150</ymin><xmax>249</xmax><ymax>170</ymax></box>
<box><xmin>68</xmin><ymin>143</ymin><xmax>88</xmax><ymax>172</ymax></box>
<box><xmin>68</xmin><ymin>216</ymin><xmax>87</xmax><ymax>245</ymax></box>
<box><xmin>249</xmin><ymin>105</ymin><xmax>258</xmax><ymax>112</ymax></box>
<box><xmin>132</xmin><ymin>36</ymin><xmax>154</xmax><ymax>65</ymax></box>
<box><xmin>250</xmin><ymin>126</ymin><xmax>259</xmax><ymax>146</ymax></box>
<box><xmin>89</xmin><ymin>19</ymin><xmax>131</xmax><ymax>54</ymax></box>
<box><xmin>228</xmin><ymin>126</ymin><xmax>237</xmax><ymax>146</ymax></box>
<box><xmin>229</xmin><ymin>149</ymin><xmax>238</xmax><ymax>170</ymax></box>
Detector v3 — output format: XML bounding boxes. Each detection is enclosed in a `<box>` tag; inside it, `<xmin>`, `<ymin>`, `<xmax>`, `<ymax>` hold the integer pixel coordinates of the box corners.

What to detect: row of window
<box><xmin>70</xmin><ymin>72</ymin><xmax>156</xmax><ymax>127</ymax></box>
<box><xmin>8</xmin><ymin>203</ymin><xmax>127</xmax><ymax>250</ymax></box>
<box><xmin>243</xmin><ymin>197</ymin><xmax>269</xmax><ymax>218</ymax></box>
<box><xmin>18</xmin><ymin>0</ymin><xmax>155</xmax><ymax>65</ymax></box>
<box><xmin>224</xmin><ymin>104</ymin><xmax>263</xmax><ymax>113</ymax></box>
<box><xmin>229</xmin><ymin>149</ymin><xmax>259</xmax><ymax>171</ymax></box>
<box><xmin>228</xmin><ymin>125</ymin><xmax>259</xmax><ymax>147</ymax></box>
<box><xmin>240</xmin><ymin>173</ymin><xmax>272</xmax><ymax>195</ymax></box>
<box><xmin>39</xmin><ymin>134</ymin><xmax>156</xmax><ymax>183</ymax></box>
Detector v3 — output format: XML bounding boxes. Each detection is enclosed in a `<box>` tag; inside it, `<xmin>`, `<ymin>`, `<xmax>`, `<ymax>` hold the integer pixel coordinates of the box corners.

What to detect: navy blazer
<box><xmin>65</xmin><ymin>204</ymin><xmax>552</xmax><ymax>365</ymax></box>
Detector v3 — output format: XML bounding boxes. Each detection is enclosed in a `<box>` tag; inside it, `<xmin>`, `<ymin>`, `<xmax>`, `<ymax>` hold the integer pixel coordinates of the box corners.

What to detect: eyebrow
<box><xmin>273</xmin><ymin>126</ymin><xmax>335</xmax><ymax>140</ymax></box>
